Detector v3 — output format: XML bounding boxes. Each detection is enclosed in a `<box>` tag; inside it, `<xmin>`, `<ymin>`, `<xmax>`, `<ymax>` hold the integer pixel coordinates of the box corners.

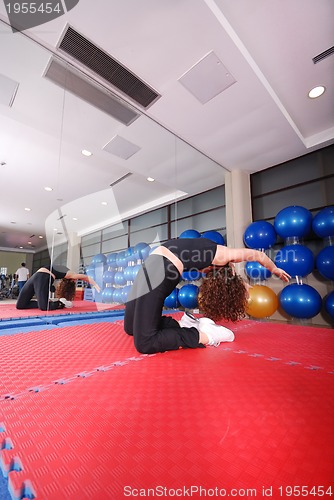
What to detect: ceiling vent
<box><xmin>103</xmin><ymin>135</ymin><xmax>141</xmax><ymax>160</ymax></box>
<box><xmin>58</xmin><ymin>26</ymin><xmax>160</xmax><ymax>108</ymax></box>
<box><xmin>44</xmin><ymin>58</ymin><xmax>139</xmax><ymax>126</ymax></box>
<box><xmin>109</xmin><ymin>172</ymin><xmax>133</xmax><ymax>187</ymax></box>
<box><xmin>179</xmin><ymin>51</ymin><xmax>236</xmax><ymax>104</ymax></box>
<box><xmin>312</xmin><ymin>45</ymin><xmax>334</xmax><ymax>64</ymax></box>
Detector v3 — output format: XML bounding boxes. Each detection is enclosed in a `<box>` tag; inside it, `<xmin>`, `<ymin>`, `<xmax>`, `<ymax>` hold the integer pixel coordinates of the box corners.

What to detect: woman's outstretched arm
<box><xmin>212</xmin><ymin>246</ymin><xmax>291</xmax><ymax>282</ymax></box>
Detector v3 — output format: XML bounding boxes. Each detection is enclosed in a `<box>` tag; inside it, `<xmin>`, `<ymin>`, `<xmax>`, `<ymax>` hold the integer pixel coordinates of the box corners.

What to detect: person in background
<box><xmin>16</xmin><ymin>265</ymin><xmax>100</xmax><ymax>311</ymax></box>
<box><xmin>15</xmin><ymin>262</ymin><xmax>30</xmax><ymax>293</ymax></box>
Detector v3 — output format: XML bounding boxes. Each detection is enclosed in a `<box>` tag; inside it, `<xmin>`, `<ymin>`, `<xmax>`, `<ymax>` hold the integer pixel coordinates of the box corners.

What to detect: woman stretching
<box><xmin>16</xmin><ymin>266</ymin><xmax>100</xmax><ymax>311</ymax></box>
<box><xmin>124</xmin><ymin>238</ymin><xmax>290</xmax><ymax>354</ymax></box>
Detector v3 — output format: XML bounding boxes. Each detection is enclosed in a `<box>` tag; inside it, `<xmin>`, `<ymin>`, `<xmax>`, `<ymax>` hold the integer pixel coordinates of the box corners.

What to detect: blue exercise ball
<box><xmin>164</xmin><ymin>288</ymin><xmax>179</xmax><ymax>309</ymax></box>
<box><xmin>114</xmin><ymin>271</ymin><xmax>126</xmax><ymax>286</ymax></box>
<box><xmin>274</xmin><ymin>206</ymin><xmax>312</xmax><ymax>239</ymax></box>
<box><xmin>243</xmin><ymin>221</ymin><xmax>277</xmax><ymax>250</ymax></box>
<box><xmin>121</xmin><ymin>285</ymin><xmax>132</xmax><ymax>304</ymax></box>
<box><xmin>106</xmin><ymin>252</ymin><xmax>118</xmax><ymax>265</ymax></box>
<box><xmin>102</xmin><ymin>287</ymin><xmax>114</xmax><ymax>303</ymax></box>
<box><xmin>85</xmin><ymin>265</ymin><xmax>95</xmax><ymax>280</ymax></box>
<box><xmin>202</xmin><ymin>230</ymin><xmax>225</xmax><ymax>245</ymax></box>
<box><xmin>274</xmin><ymin>244</ymin><xmax>314</xmax><ymax>277</ymax></box>
<box><xmin>316</xmin><ymin>246</ymin><xmax>334</xmax><ymax>280</ymax></box>
<box><xmin>134</xmin><ymin>242</ymin><xmax>151</xmax><ymax>261</ymax></box>
<box><xmin>245</xmin><ymin>261</ymin><xmax>272</xmax><ymax>281</ymax></box>
<box><xmin>312</xmin><ymin>206</ymin><xmax>334</xmax><ymax>238</ymax></box>
<box><xmin>124</xmin><ymin>266</ymin><xmax>134</xmax><ymax>282</ymax></box>
<box><xmin>182</xmin><ymin>269</ymin><xmax>202</xmax><ymax>281</ymax></box>
<box><xmin>324</xmin><ymin>291</ymin><xmax>334</xmax><ymax>320</ymax></box>
<box><xmin>279</xmin><ymin>284</ymin><xmax>322</xmax><ymax>319</ymax></box>
<box><xmin>178</xmin><ymin>284</ymin><xmax>199</xmax><ymax>309</ymax></box>
<box><xmin>131</xmin><ymin>264</ymin><xmax>142</xmax><ymax>281</ymax></box>
<box><xmin>103</xmin><ymin>270</ymin><xmax>115</xmax><ymax>284</ymax></box>
<box><xmin>179</xmin><ymin>229</ymin><xmax>201</xmax><ymax>239</ymax></box>
<box><xmin>92</xmin><ymin>253</ymin><xmax>107</xmax><ymax>264</ymax></box>
<box><xmin>112</xmin><ymin>288</ymin><xmax>122</xmax><ymax>303</ymax></box>
<box><xmin>116</xmin><ymin>250</ymin><xmax>127</xmax><ymax>268</ymax></box>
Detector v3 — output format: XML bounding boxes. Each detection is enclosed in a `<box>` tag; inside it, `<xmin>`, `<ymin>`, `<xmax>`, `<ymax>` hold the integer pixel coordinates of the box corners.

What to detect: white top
<box><xmin>16</xmin><ymin>267</ymin><xmax>29</xmax><ymax>281</ymax></box>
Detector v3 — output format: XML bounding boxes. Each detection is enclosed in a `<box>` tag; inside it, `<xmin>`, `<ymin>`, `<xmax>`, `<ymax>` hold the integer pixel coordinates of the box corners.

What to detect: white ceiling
<box><xmin>0</xmin><ymin>0</ymin><xmax>333</xmax><ymax>253</ymax></box>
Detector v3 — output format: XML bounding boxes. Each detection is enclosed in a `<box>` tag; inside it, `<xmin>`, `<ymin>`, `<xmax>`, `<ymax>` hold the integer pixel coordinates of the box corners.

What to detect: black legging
<box><xmin>16</xmin><ymin>272</ymin><xmax>62</xmax><ymax>311</ymax></box>
<box><xmin>124</xmin><ymin>255</ymin><xmax>201</xmax><ymax>354</ymax></box>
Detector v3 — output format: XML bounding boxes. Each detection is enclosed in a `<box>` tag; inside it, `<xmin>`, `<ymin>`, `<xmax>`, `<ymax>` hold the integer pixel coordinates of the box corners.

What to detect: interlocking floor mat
<box><xmin>0</xmin><ymin>315</ymin><xmax>333</xmax><ymax>499</ymax></box>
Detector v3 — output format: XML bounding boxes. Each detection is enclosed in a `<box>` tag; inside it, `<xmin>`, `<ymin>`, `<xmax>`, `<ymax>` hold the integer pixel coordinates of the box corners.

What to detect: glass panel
<box><xmin>1</xmin><ymin>20</ymin><xmax>227</xmax><ymax>311</ymax></box>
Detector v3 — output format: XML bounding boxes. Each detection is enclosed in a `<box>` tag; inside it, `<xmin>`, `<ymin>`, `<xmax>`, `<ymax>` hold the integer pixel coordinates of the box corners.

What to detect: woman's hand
<box><xmin>272</xmin><ymin>267</ymin><xmax>291</xmax><ymax>282</ymax></box>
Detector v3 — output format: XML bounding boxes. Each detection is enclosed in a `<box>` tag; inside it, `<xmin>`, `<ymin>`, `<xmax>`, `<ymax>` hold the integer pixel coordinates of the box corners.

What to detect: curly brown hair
<box><xmin>55</xmin><ymin>278</ymin><xmax>76</xmax><ymax>301</ymax></box>
<box><xmin>198</xmin><ymin>265</ymin><xmax>248</xmax><ymax>322</ymax></box>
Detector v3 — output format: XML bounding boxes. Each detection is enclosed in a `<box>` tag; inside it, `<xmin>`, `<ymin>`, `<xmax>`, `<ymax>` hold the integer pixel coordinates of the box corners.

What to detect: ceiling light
<box><xmin>101</xmin><ymin>201</ymin><xmax>108</xmax><ymax>206</ymax></box>
<box><xmin>147</xmin><ymin>177</ymin><xmax>155</xmax><ymax>182</ymax></box>
<box><xmin>24</xmin><ymin>207</ymin><xmax>31</xmax><ymax>211</ymax></box>
<box><xmin>82</xmin><ymin>149</ymin><xmax>92</xmax><ymax>157</ymax></box>
<box><xmin>308</xmin><ymin>86</ymin><xmax>326</xmax><ymax>98</ymax></box>
<box><xmin>38</xmin><ymin>235</ymin><xmax>43</xmax><ymax>239</ymax></box>
<box><xmin>44</xmin><ymin>186</ymin><xmax>53</xmax><ymax>192</ymax></box>
<box><xmin>72</xmin><ymin>217</ymin><xmax>78</xmax><ymax>221</ymax></box>
<box><xmin>19</xmin><ymin>246</ymin><xmax>23</xmax><ymax>249</ymax></box>
<box><xmin>28</xmin><ymin>241</ymin><xmax>32</xmax><ymax>245</ymax></box>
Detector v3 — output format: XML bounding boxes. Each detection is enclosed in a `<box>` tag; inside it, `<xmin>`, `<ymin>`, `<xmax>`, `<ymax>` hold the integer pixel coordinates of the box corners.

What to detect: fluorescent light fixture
<box><xmin>82</xmin><ymin>149</ymin><xmax>93</xmax><ymax>157</ymax></box>
<box><xmin>308</xmin><ymin>86</ymin><xmax>326</xmax><ymax>98</ymax></box>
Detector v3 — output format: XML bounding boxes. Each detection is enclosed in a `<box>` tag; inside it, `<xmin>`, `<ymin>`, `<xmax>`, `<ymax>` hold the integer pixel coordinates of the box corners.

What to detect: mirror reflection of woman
<box><xmin>16</xmin><ymin>266</ymin><xmax>100</xmax><ymax>311</ymax></box>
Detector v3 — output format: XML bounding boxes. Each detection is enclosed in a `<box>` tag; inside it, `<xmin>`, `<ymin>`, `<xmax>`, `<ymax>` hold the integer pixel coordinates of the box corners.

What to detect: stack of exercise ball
<box><xmin>88</xmin><ymin>242</ymin><xmax>151</xmax><ymax>305</ymax></box>
<box><xmin>164</xmin><ymin>229</ymin><xmax>225</xmax><ymax>310</ymax></box>
<box><xmin>313</xmin><ymin>206</ymin><xmax>334</xmax><ymax>321</ymax></box>
<box><xmin>243</xmin><ymin>221</ymin><xmax>279</xmax><ymax>319</ymax></box>
<box><xmin>274</xmin><ymin>206</ymin><xmax>322</xmax><ymax>320</ymax></box>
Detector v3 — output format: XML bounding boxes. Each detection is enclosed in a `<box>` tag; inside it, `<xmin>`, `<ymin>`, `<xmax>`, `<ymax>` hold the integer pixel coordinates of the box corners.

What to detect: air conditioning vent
<box><xmin>58</xmin><ymin>26</ymin><xmax>160</xmax><ymax>108</ymax></box>
<box><xmin>44</xmin><ymin>58</ymin><xmax>139</xmax><ymax>126</ymax></box>
<box><xmin>312</xmin><ymin>45</ymin><xmax>334</xmax><ymax>64</ymax></box>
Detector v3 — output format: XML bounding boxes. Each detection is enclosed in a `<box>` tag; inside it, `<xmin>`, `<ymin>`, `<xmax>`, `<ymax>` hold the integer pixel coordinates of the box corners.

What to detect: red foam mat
<box><xmin>0</xmin><ymin>301</ymin><xmax>124</xmax><ymax>320</ymax></box>
<box><xmin>0</xmin><ymin>316</ymin><xmax>333</xmax><ymax>499</ymax></box>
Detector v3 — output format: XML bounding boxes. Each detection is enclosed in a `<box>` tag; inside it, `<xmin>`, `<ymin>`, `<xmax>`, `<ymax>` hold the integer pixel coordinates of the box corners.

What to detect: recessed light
<box><xmin>82</xmin><ymin>149</ymin><xmax>92</xmax><ymax>157</ymax></box>
<box><xmin>101</xmin><ymin>201</ymin><xmax>108</xmax><ymax>206</ymax></box>
<box><xmin>19</xmin><ymin>246</ymin><xmax>23</xmax><ymax>249</ymax></box>
<box><xmin>308</xmin><ymin>85</ymin><xmax>326</xmax><ymax>99</ymax></box>
<box><xmin>72</xmin><ymin>217</ymin><xmax>78</xmax><ymax>221</ymax></box>
<box><xmin>44</xmin><ymin>186</ymin><xmax>53</xmax><ymax>192</ymax></box>
<box><xmin>24</xmin><ymin>207</ymin><xmax>31</xmax><ymax>211</ymax></box>
<box><xmin>38</xmin><ymin>235</ymin><xmax>43</xmax><ymax>239</ymax></box>
<box><xmin>28</xmin><ymin>241</ymin><xmax>32</xmax><ymax>245</ymax></box>
<box><xmin>147</xmin><ymin>177</ymin><xmax>155</xmax><ymax>182</ymax></box>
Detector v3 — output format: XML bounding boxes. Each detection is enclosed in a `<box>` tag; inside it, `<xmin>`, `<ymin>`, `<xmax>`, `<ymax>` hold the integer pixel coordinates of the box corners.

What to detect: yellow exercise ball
<box><xmin>246</xmin><ymin>284</ymin><xmax>278</xmax><ymax>319</ymax></box>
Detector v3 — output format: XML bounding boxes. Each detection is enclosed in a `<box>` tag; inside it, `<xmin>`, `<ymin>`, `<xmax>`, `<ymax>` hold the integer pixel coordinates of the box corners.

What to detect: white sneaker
<box><xmin>198</xmin><ymin>318</ymin><xmax>234</xmax><ymax>346</ymax></box>
<box><xmin>59</xmin><ymin>298</ymin><xmax>73</xmax><ymax>309</ymax></box>
<box><xmin>179</xmin><ymin>312</ymin><xmax>200</xmax><ymax>329</ymax></box>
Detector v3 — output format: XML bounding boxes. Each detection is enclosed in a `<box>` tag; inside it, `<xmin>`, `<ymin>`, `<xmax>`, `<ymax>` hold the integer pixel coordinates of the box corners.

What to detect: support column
<box><xmin>225</xmin><ymin>170</ymin><xmax>252</xmax><ymax>248</ymax></box>
<box><xmin>66</xmin><ymin>232</ymin><xmax>81</xmax><ymax>272</ymax></box>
